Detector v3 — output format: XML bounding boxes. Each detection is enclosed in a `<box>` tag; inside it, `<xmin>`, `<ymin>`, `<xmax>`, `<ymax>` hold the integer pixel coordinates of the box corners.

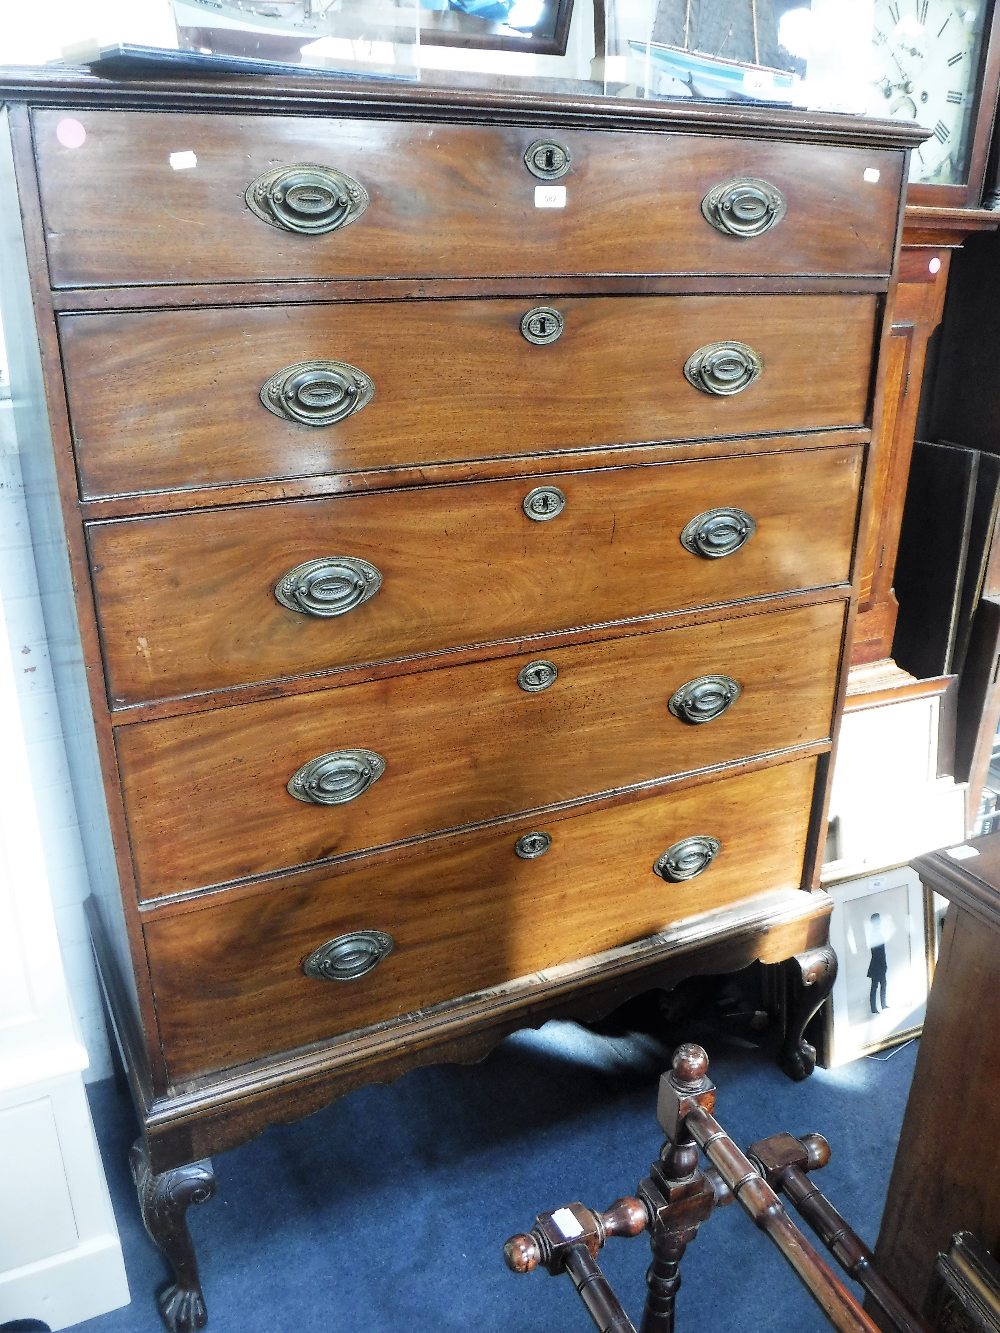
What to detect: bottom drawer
<box><xmin>146</xmin><ymin>757</ymin><xmax>818</xmax><ymax>1083</ymax></box>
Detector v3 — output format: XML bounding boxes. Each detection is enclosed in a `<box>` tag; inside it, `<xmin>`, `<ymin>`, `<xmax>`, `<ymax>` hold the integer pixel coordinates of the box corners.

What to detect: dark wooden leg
<box><xmin>130</xmin><ymin>1140</ymin><xmax>217</xmax><ymax>1333</ymax></box>
<box><xmin>638</xmin><ymin>1048</ymin><xmax>718</xmax><ymax>1332</ymax></box>
<box><xmin>777</xmin><ymin>945</ymin><xmax>838</xmax><ymax>1082</ymax></box>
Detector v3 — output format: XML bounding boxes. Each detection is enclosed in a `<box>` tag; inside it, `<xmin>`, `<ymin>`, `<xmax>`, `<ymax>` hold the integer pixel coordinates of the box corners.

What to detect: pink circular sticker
<box><xmin>56</xmin><ymin>118</ymin><xmax>86</xmax><ymax>149</ymax></box>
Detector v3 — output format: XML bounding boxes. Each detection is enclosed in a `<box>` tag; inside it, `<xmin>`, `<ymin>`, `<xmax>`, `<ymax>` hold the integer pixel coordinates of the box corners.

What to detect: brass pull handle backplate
<box><xmin>303</xmin><ymin>930</ymin><xmax>394</xmax><ymax>982</ymax></box>
<box><xmin>245</xmin><ymin>163</ymin><xmax>369</xmax><ymax>235</ymax></box>
<box><xmin>680</xmin><ymin>507</ymin><xmax>756</xmax><ymax>560</ymax></box>
<box><xmin>260</xmin><ymin>360</ymin><xmax>374</xmax><ymax>428</ymax></box>
<box><xmin>653</xmin><ymin>835</ymin><xmax>722</xmax><ymax>883</ymax></box>
<box><xmin>701</xmin><ymin>177</ymin><xmax>787</xmax><ymax>238</ymax></box>
<box><xmin>668</xmin><ymin>675</ymin><xmax>741</xmax><ymax>725</ymax></box>
<box><xmin>287</xmin><ymin>748</ymin><xmax>386</xmax><ymax>806</ymax></box>
<box><xmin>684</xmin><ymin>341</ymin><xmax>763</xmax><ymax>397</ymax></box>
<box><xmin>274</xmin><ymin>556</ymin><xmax>382</xmax><ymax>618</ymax></box>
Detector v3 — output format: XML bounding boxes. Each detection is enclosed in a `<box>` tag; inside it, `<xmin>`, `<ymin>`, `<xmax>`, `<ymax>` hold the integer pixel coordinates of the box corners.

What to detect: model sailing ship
<box><xmin>631</xmin><ymin>0</ymin><xmax>800</xmax><ymax>103</ymax></box>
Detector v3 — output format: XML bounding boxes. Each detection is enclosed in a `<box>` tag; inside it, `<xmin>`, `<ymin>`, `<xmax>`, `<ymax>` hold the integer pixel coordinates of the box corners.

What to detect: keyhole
<box><xmin>524</xmin><ymin>141</ymin><xmax>571</xmax><ymax>180</ymax></box>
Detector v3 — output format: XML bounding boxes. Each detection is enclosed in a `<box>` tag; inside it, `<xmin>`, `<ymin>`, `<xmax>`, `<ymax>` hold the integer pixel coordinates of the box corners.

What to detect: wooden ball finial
<box><xmin>503</xmin><ymin>1232</ymin><xmax>541</xmax><ymax>1273</ymax></box>
<box><xmin>671</xmin><ymin>1043</ymin><xmax>709</xmax><ymax>1087</ymax></box>
<box><xmin>799</xmin><ymin>1132</ymin><xmax>831</xmax><ymax>1172</ymax></box>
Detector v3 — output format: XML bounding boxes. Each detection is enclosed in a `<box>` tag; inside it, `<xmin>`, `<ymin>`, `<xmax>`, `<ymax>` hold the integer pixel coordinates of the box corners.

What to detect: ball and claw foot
<box><xmin>777</xmin><ymin>945</ymin><xmax>838</xmax><ymax>1082</ymax></box>
<box><xmin>129</xmin><ymin>1140</ymin><xmax>216</xmax><ymax>1333</ymax></box>
<box><xmin>158</xmin><ymin>1285</ymin><xmax>208</xmax><ymax>1333</ymax></box>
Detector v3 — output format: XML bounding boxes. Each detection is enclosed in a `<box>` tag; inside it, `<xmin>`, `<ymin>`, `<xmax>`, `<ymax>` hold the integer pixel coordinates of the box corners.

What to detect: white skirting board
<box><xmin>0</xmin><ymin>381</ymin><xmax>128</xmax><ymax>1324</ymax></box>
<box><xmin>0</xmin><ymin>1071</ymin><xmax>129</xmax><ymax>1329</ymax></box>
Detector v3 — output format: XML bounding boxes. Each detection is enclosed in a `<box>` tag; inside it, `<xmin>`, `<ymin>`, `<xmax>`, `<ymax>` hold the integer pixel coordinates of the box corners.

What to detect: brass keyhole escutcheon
<box><xmin>524</xmin><ymin>140</ymin><xmax>572</xmax><ymax>180</ymax></box>
<box><xmin>522</xmin><ymin>485</ymin><xmax>567</xmax><ymax>522</ymax></box>
<box><xmin>515</xmin><ymin>831</ymin><xmax>552</xmax><ymax>860</ymax></box>
<box><xmin>518</xmin><ymin>660</ymin><xmax>558</xmax><ymax>693</ymax></box>
<box><xmin>521</xmin><ymin>307</ymin><xmax>565</xmax><ymax>346</ymax></box>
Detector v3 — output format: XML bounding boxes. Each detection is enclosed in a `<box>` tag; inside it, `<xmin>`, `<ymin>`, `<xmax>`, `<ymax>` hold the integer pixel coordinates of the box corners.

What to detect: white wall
<box><xmin>0</xmin><ymin>350</ymin><xmax>112</xmax><ymax>1082</ymax></box>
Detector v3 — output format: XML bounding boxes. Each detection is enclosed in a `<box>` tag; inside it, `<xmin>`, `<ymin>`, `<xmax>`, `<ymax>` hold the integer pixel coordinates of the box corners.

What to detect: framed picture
<box><xmin>173</xmin><ymin>0</ymin><xmax>576</xmax><ymax>63</ymax></box>
<box><xmin>417</xmin><ymin>0</ymin><xmax>576</xmax><ymax>54</ymax></box>
<box><xmin>820</xmin><ymin>866</ymin><xmax>929</xmax><ymax>1067</ymax></box>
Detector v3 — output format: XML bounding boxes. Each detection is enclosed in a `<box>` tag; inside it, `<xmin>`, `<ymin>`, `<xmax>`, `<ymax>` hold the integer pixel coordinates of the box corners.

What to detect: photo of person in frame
<box><xmin>866</xmin><ymin>911</ymin><xmax>889</xmax><ymax>1015</ymax></box>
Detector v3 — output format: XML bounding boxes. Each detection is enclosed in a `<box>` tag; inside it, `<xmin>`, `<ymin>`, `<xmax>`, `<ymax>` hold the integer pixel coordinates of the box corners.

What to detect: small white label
<box><xmin>863</xmin><ymin>167</ymin><xmax>881</xmax><ymax>184</ymax></box>
<box><xmin>929</xmin><ymin>256</ymin><xmax>942</xmax><ymax>275</ymax></box>
<box><xmin>535</xmin><ymin>185</ymin><xmax>567</xmax><ymax>209</ymax></box>
<box><xmin>169</xmin><ymin>150</ymin><xmax>198</xmax><ymax>171</ymax></box>
<box><xmin>946</xmin><ymin>844</ymin><xmax>980</xmax><ymax>861</ymax></box>
<box><xmin>551</xmin><ymin>1207</ymin><xmax>584</xmax><ymax>1239</ymax></box>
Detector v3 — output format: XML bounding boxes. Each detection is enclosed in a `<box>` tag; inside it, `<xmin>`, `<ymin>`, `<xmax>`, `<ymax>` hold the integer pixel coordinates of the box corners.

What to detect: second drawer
<box><xmin>62</xmin><ymin>294</ymin><xmax>876</xmax><ymax>497</ymax></box>
<box><xmin>116</xmin><ymin>598</ymin><xmax>845</xmax><ymax>898</ymax></box>
<box><xmin>91</xmin><ymin>445</ymin><xmax>863</xmax><ymax>707</ymax></box>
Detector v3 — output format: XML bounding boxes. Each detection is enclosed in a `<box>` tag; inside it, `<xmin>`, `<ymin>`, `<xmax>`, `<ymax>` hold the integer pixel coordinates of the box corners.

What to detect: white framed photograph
<box><xmin>821</xmin><ymin>866</ymin><xmax>928</xmax><ymax>1067</ymax></box>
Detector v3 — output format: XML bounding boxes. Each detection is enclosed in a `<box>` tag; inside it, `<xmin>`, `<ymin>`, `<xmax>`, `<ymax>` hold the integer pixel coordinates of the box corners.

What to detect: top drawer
<box><xmin>31</xmin><ymin>110</ymin><xmax>905</xmax><ymax>288</ymax></box>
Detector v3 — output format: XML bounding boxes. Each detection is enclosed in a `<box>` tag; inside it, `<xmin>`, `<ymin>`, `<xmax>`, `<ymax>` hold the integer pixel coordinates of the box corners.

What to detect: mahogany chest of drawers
<box><xmin>0</xmin><ymin>66</ymin><xmax>921</xmax><ymax>1329</ymax></box>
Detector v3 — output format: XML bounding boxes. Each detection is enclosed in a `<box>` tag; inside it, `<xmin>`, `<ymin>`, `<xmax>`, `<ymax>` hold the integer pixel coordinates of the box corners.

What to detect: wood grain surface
<box><xmin>31</xmin><ymin>109</ymin><xmax>903</xmax><ymax>287</ymax></box>
<box><xmin>116</xmin><ymin>598</ymin><xmax>845</xmax><ymax>898</ymax></box>
<box><xmin>61</xmin><ymin>294</ymin><xmax>878</xmax><ymax>497</ymax></box>
<box><xmin>144</xmin><ymin>756</ymin><xmax>818</xmax><ymax>1081</ymax></box>
<box><xmin>90</xmin><ymin>445</ymin><xmax>863</xmax><ymax>706</ymax></box>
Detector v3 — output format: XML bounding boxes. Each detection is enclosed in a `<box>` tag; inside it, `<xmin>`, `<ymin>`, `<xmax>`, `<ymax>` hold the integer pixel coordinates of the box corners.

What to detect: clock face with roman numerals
<box><xmin>870</xmin><ymin>0</ymin><xmax>987</xmax><ymax>185</ymax></box>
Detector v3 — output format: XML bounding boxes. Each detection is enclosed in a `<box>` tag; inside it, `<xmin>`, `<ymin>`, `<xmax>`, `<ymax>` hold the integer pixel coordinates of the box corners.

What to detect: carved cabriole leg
<box><xmin>777</xmin><ymin>944</ymin><xmax>838</xmax><ymax>1082</ymax></box>
<box><xmin>130</xmin><ymin>1140</ymin><xmax>217</xmax><ymax>1333</ymax></box>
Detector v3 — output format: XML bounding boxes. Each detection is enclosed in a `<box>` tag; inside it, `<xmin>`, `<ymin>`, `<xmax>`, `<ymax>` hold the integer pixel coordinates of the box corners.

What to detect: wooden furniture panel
<box><xmin>874</xmin><ymin>835</ymin><xmax>1000</xmax><ymax>1318</ymax></box>
<box><xmin>146</xmin><ymin>757</ymin><xmax>818</xmax><ymax>1083</ymax></box>
<box><xmin>31</xmin><ymin>109</ymin><xmax>904</xmax><ymax>287</ymax></box>
<box><xmin>61</xmin><ymin>295</ymin><xmax>878</xmax><ymax>498</ymax></box>
<box><xmin>117</xmin><ymin>598</ymin><xmax>845</xmax><ymax>898</ymax></box>
<box><xmin>91</xmin><ymin>444</ymin><xmax>862</xmax><ymax>707</ymax></box>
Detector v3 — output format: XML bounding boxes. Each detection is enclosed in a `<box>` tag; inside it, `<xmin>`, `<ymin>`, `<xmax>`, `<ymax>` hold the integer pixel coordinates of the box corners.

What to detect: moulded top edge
<box><xmin>1</xmin><ymin>64</ymin><xmax>931</xmax><ymax>151</ymax></box>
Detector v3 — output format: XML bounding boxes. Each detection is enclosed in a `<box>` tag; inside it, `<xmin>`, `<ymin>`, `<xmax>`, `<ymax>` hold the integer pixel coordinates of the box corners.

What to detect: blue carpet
<box><xmin>80</xmin><ymin>1009</ymin><xmax>917</xmax><ymax>1332</ymax></box>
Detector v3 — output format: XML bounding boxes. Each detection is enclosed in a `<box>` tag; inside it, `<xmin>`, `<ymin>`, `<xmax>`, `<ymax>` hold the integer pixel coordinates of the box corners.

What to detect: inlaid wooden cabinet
<box><xmin>0</xmin><ymin>67</ymin><xmax>921</xmax><ymax>1330</ymax></box>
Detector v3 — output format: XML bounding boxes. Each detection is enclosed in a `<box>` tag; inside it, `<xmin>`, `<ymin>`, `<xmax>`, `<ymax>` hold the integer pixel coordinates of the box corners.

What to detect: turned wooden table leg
<box><xmin>638</xmin><ymin>1046</ymin><xmax>719</xmax><ymax>1333</ymax></box>
<box><xmin>130</xmin><ymin>1140</ymin><xmax>217</xmax><ymax>1333</ymax></box>
<box><xmin>778</xmin><ymin>945</ymin><xmax>838</xmax><ymax>1082</ymax></box>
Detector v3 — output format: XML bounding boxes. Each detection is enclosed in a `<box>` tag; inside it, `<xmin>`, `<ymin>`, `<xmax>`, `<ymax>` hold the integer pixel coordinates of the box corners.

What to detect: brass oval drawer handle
<box><xmin>668</xmin><ymin>674</ymin><xmax>741</xmax><ymax>725</ymax></box>
<box><xmin>684</xmin><ymin>341</ymin><xmax>762</xmax><ymax>397</ymax></box>
<box><xmin>653</xmin><ymin>835</ymin><xmax>722</xmax><ymax>883</ymax></box>
<box><xmin>303</xmin><ymin>930</ymin><xmax>394</xmax><ymax>982</ymax></box>
<box><xmin>518</xmin><ymin>660</ymin><xmax>558</xmax><ymax>693</ymax></box>
<box><xmin>260</xmin><ymin>359</ymin><xmax>374</xmax><ymax>428</ymax></box>
<box><xmin>680</xmin><ymin>506</ymin><xmax>756</xmax><ymax>560</ymax></box>
<box><xmin>245</xmin><ymin>163</ymin><xmax>370</xmax><ymax>235</ymax></box>
<box><xmin>515</xmin><ymin>831</ymin><xmax>552</xmax><ymax>860</ymax></box>
<box><xmin>701</xmin><ymin>177</ymin><xmax>787</xmax><ymax>239</ymax></box>
<box><xmin>275</xmin><ymin>556</ymin><xmax>382</xmax><ymax>618</ymax></box>
<box><xmin>523</xmin><ymin>485</ymin><xmax>566</xmax><ymax>522</ymax></box>
<box><xmin>287</xmin><ymin>748</ymin><xmax>386</xmax><ymax>806</ymax></box>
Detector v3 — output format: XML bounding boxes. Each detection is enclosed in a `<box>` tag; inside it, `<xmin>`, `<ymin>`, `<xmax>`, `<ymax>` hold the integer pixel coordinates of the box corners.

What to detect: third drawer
<box><xmin>116</xmin><ymin>597</ymin><xmax>846</xmax><ymax>899</ymax></box>
<box><xmin>91</xmin><ymin>444</ymin><xmax>863</xmax><ymax>707</ymax></box>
